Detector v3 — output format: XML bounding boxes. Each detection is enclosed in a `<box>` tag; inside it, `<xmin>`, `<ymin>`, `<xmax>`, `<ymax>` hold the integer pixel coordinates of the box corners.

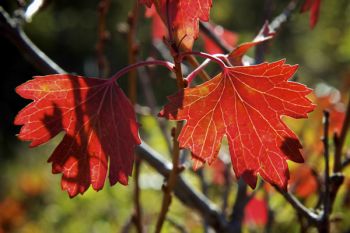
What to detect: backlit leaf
<box><xmin>160</xmin><ymin>60</ymin><xmax>315</xmax><ymax>189</ymax></box>
<box><xmin>15</xmin><ymin>75</ymin><xmax>141</xmax><ymax>197</ymax></box>
<box><xmin>140</xmin><ymin>0</ymin><xmax>213</xmax><ymax>50</ymax></box>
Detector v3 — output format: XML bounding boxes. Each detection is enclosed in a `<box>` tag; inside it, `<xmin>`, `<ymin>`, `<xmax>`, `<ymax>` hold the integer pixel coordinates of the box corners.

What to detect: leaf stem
<box><xmin>185</xmin><ymin>55</ymin><xmax>211</xmax><ymax>82</ymax></box>
<box><xmin>179</xmin><ymin>51</ymin><xmax>228</xmax><ymax>71</ymax></box>
<box><xmin>110</xmin><ymin>60</ymin><xmax>175</xmax><ymax>82</ymax></box>
<box><xmin>185</xmin><ymin>53</ymin><xmax>231</xmax><ymax>84</ymax></box>
<box><xmin>185</xmin><ymin>58</ymin><xmax>211</xmax><ymax>84</ymax></box>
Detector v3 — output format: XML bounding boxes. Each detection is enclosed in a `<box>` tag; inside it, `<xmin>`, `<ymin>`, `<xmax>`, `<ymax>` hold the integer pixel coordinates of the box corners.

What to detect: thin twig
<box><xmin>334</xmin><ymin>96</ymin><xmax>350</xmax><ymax>172</ymax></box>
<box><xmin>96</xmin><ymin>0</ymin><xmax>111</xmax><ymax>78</ymax></box>
<box><xmin>126</xmin><ymin>2</ymin><xmax>143</xmax><ymax>232</ymax></box>
<box><xmin>185</xmin><ymin>55</ymin><xmax>211</xmax><ymax>82</ymax></box>
<box><xmin>121</xmin><ymin>216</ymin><xmax>134</xmax><ymax>233</ymax></box>
<box><xmin>154</xmin><ymin>2</ymin><xmax>186</xmax><ymax>230</ymax></box>
<box><xmin>136</xmin><ymin>142</ymin><xmax>228</xmax><ymax>232</ymax></box>
<box><xmin>196</xmin><ymin>168</ymin><xmax>209</xmax><ymax>233</ymax></box>
<box><xmin>200</xmin><ymin>0</ymin><xmax>298</xmax><ymax>56</ymax></box>
<box><xmin>221</xmin><ymin>163</ymin><xmax>232</xmax><ymax>214</ymax></box>
<box><xmin>154</xmin><ymin>67</ymin><xmax>184</xmax><ymax>232</ymax></box>
<box><xmin>132</xmin><ymin>159</ymin><xmax>143</xmax><ymax>233</ymax></box>
<box><xmin>0</xmin><ymin>6</ymin><xmax>65</xmax><ymax>74</ymax></box>
<box><xmin>320</xmin><ymin>111</ymin><xmax>330</xmax><ymax>233</ymax></box>
<box><xmin>342</xmin><ymin>154</ymin><xmax>350</xmax><ymax>169</ymax></box>
<box><xmin>229</xmin><ymin>179</ymin><xmax>247</xmax><ymax>231</ymax></box>
<box><xmin>23</xmin><ymin>0</ymin><xmax>46</xmax><ymax>22</ymax></box>
<box><xmin>199</xmin><ymin>22</ymin><xmax>231</xmax><ymax>54</ymax></box>
<box><xmin>127</xmin><ymin>2</ymin><xmax>139</xmax><ymax>103</ymax></box>
<box><xmin>166</xmin><ymin>217</ymin><xmax>189</xmax><ymax>233</ymax></box>
<box><xmin>274</xmin><ymin>186</ymin><xmax>321</xmax><ymax>225</ymax></box>
<box><xmin>269</xmin><ymin>0</ymin><xmax>298</xmax><ymax>32</ymax></box>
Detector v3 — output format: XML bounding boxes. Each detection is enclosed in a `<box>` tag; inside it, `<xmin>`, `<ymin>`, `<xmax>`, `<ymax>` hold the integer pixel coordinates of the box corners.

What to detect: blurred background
<box><xmin>1</xmin><ymin>0</ymin><xmax>350</xmax><ymax>232</ymax></box>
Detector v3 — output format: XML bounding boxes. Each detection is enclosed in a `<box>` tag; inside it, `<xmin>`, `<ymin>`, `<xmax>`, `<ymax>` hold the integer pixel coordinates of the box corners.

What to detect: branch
<box><xmin>195</xmin><ymin>168</ymin><xmax>209</xmax><ymax>233</ymax></box>
<box><xmin>269</xmin><ymin>0</ymin><xmax>298</xmax><ymax>32</ymax></box>
<box><xmin>221</xmin><ymin>163</ymin><xmax>232</xmax><ymax>215</ymax></box>
<box><xmin>23</xmin><ymin>0</ymin><xmax>46</xmax><ymax>22</ymax></box>
<box><xmin>0</xmin><ymin>6</ymin><xmax>65</xmax><ymax>74</ymax></box>
<box><xmin>228</xmin><ymin>179</ymin><xmax>247</xmax><ymax>232</ymax></box>
<box><xmin>125</xmin><ymin>2</ymin><xmax>143</xmax><ymax>232</ymax></box>
<box><xmin>199</xmin><ymin>22</ymin><xmax>231</xmax><ymax>54</ymax></box>
<box><xmin>274</xmin><ymin>186</ymin><xmax>321</xmax><ymax>225</ymax></box>
<box><xmin>166</xmin><ymin>217</ymin><xmax>189</xmax><ymax>233</ymax></box>
<box><xmin>342</xmin><ymin>154</ymin><xmax>350</xmax><ymax>169</ymax></box>
<box><xmin>320</xmin><ymin>111</ymin><xmax>330</xmax><ymax>232</ymax></box>
<box><xmin>199</xmin><ymin>0</ymin><xmax>299</xmax><ymax>63</ymax></box>
<box><xmin>334</xmin><ymin>96</ymin><xmax>350</xmax><ymax>172</ymax></box>
<box><xmin>136</xmin><ymin>142</ymin><xmax>228</xmax><ymax>232</ymax></box>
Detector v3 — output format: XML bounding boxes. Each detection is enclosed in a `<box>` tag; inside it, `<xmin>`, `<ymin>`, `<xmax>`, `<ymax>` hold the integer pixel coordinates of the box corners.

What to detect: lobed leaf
<box><xmin>160</xmin><ymin>60</ymin><xmax>315</xmax><ymax>189</ymax></box>
<box><xmin>15</xmin><ymin>75</ymin><xmax>140</xmax><ymax>197</ymax></box>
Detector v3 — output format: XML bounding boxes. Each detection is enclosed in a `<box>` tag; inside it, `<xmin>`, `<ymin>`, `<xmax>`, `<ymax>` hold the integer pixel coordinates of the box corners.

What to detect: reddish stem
<box><xmin>186</xmin><ymin>58</ymin><xmax>211</xmax><ymax>84</ymax></box>
<box><xmin>110</xmin><ymin>60</ymin><xmax>175</xmax><ymax>82</ymax></box>
<box><xmin>179</xmin><ymin>51</ymin><xmax>228</xmax><ymax>70</ymax></box>
<box><xmin>96</xmin><ymin>0</ymin><xmax>111</xmax><ymax>78</ymax></box>
<box><xmin>185</xmin><ymin>54</ymin><xmax>230</xmax><ymax>84</ymax></box>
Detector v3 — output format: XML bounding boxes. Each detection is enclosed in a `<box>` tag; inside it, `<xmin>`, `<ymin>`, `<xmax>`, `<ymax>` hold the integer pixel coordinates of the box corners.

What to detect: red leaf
<box><xmin>229</xmin><ymin>22</ymin><xmax>275</xmax><ymax>66</ymax></box>
<box><xmin>160</xmin><ymin>60</ymin><xmax>315</xmax><ymax>189</ymax></box>
<box><xmin>140</xmin><ymin>0</ymin><xmax>213</xmax><ymax>50</ymax></box>
<box><xmin>202</xmin><ymin>24</ymin><xmax>238</xmax><ymax>54</ymax></box>
<box><xmin>15</xmin><ymin>75</ymin><xmax>141</xmax><ymax>197</ymax></box>
<box><xmin>244</xmin><ymin>197</ymin><xmax>268</xmax><ymax>226</ymax></box>
<box><xmin>300</xmin><ymin>0</ymin><xmax>321</xmax><ymax>29</ymax></box>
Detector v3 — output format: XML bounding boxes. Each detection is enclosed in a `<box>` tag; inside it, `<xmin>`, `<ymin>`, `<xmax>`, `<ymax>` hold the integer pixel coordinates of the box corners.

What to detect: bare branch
<box><xmin>199</xmin><ymin>22</ymin><xmax>231</xmax><ymax>54</ymax></box>
<box><xmin>334</xmin><ymin>96</ymin><xmax>350</xmax><ymax>172</ymax></box>
<box><xmin>320</xmin><ymin>111</ymin><xmax>330</xmax><ymax>232</ymax></box>
<box><xmin>269</xmin><ymin>0</ymin><xmax>298</xmax><ymax>32</ymax></box>
<box><xmin>274</xmin><ymin>186</ymin><xmax>321</xmax><ymax>225</ymax></box>
<box><xmin>23</xmin><ymin>0</ymin><xmax>46</xmax><ymax>22</ymax></box>
<box><xmin>96</xmin><ymin>0</ymin><xmax>111</xmax><ymax>78</ymax></box>
<box><xmin>166</xmin><ymin>217</ymin><xmax>189</xmax><ymax>233</ymax></box>
<box><xmin>0</xmin><ymin>6</ymin><xmax>65</xmax><ymax>74</ymax></box>
<box><xmin>136</xmin><ymin>142</ymin><xmax>228</xmax><ymax>232</ymax></box>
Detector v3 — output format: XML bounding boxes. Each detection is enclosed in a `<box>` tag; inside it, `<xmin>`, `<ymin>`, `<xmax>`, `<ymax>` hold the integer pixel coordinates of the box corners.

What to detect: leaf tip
<box><xmin>241</xmin><ymin>170</ymin><xmax>258</xmax><ymax>189</ymax></box>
